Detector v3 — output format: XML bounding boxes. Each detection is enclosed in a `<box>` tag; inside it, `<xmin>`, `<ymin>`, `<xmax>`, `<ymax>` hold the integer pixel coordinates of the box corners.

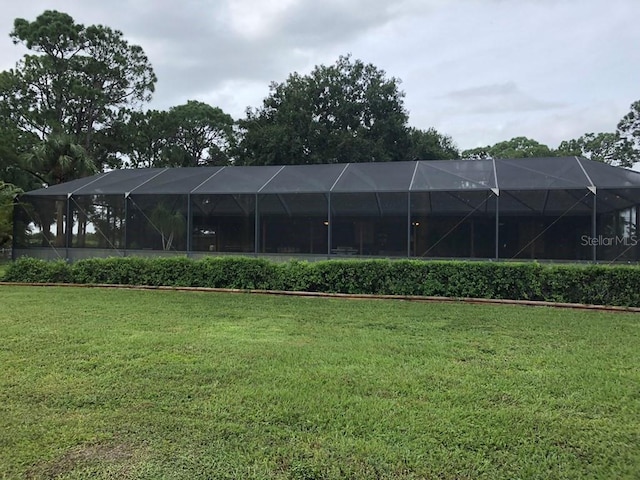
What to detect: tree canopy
<box><xmin>406</xmin><ymin>127</ymin><xmax>459</xmax><ymax>160</ymax></box>
<box><xmin>236</xmin><ymin>55</ymin><xmax>411</xmax><ymax>165</ymax></box>
<box><xmin>116</xmin><ymin>102</ymin><xmax>235</xmax><ymax>168</ymax></box>
<box><xmin>163</xmin><ymin>101</ymin><xmax>235</xmax><ymax>167</ymax></box>
<box><xmin>553</xmin><ymin>101</ymin><xmax>640</xmax><ymax>168</ymax></box>
<box><xmin>555</xmin><ymin>132</ymin><xmax>631</xmax><ymax>166</ymax></box>
<box><xmin>1</xmin><ymin>10</ymin><xmax>156</xmax><ymax>177</ymax></box>
<box><xmin>461</xmin><ymin>137</ymin><xmax>553</xmax><ymax>160</ymax></box>
<box><xmin>0</xmin><ymin>181</ymin><xmax>20</xmax><ymax>247</ymax></box>
<box><xmin>616</xmin><ymin>100</ymin><xmax>640</xmax><ymax>167</ymax></box>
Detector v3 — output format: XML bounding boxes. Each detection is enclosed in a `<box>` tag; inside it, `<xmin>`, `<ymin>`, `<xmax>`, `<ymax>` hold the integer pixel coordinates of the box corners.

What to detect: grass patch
<box><xmin>1</xmin><ymin>286</ymin><xmax>639</xmax><ymax>479</ymax></box>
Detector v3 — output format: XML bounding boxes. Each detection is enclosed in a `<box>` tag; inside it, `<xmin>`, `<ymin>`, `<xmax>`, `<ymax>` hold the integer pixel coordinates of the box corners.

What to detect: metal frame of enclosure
<box><xmin>13</xmin><ymin>157</ymin><xmax>640</xmax><ymax>262</ymax></box>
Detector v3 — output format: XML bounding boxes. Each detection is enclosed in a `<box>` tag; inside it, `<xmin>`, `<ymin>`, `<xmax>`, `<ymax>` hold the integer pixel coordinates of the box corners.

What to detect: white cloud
<box><xmin>227</xmin><ymin>0</ymin><xmax>299</xmax><ymax>40</ymax></box>
<box><xmin>443</xmin><ymin>82</ymin><xmax>565</xmax><ymax>114</ymax></box>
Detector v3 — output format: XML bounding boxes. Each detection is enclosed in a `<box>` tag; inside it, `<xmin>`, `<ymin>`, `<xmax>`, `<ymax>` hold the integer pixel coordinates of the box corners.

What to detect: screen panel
<box><xmin>412</xmin><ymin>160</ymin><xmax>495</xmax><ymax>191</ymax></box>
<box><xmin>70</xmin><ymin>195</ymin><xmax>125</xmax><ymax>249</ymax></box>
<box><xmin>330</xmin><ymin>192</ymin><xmax>408</xmax><ymax>256</ymax></box>
<box><xmin>191</xmin><ymin>194</ymin><xmax>256</xmax><ymax>252</ymax></box>
<box><xmin>13</xmin><ymin>195</ymin><xmax>69</xmax><ymax>249</ymax></box>
<box><xmin>127</xmin><ymin>194</ymin><xmax>188</xmax><ymax>251</ymax></box>
<box><xmin>331</xmin><ymin>162</ymin><xmax>415</xmax><ymax>192</ymax></box>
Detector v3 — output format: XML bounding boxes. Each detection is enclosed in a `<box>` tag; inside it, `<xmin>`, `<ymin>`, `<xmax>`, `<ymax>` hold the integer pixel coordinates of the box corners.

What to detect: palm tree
<box><xmin>21</xmin><ymin>133</ymin><xmax>97</xmax><ymax>246</ymax></box>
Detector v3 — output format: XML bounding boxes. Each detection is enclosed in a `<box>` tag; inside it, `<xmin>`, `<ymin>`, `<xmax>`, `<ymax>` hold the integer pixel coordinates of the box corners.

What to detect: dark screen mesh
<box><xmin>331</xmin><ymin>161</ymin><xmax>415</xmax><ymax>192</ymax></box>
<box><xmin>132</xmin><ymin>167</ymin><xmax>223</xmax><ymax>194</ymax></box>
<box><xmin>76</xmin><ymin>169</ymin><xmax>168</xmax><ymax>195</ymax></box>
<box><xmin>193</xmin><ymin>166</ymin><xmax>283</xmax><ymax>193</ymax></box>
<box><xmin>259</xmin><ymin>164</ymin><xmax>345</xmax><ymax>193</ymax></box>
<box><xmin>23</xmin><ymin>158</ymin><xmax>640</xmax><ymax>197</ymax></box>
<box><xmin>70</xmin><ymin>195</ymin><xmax>125</xmax><ymax>248</ymax></box>
<box><xmin>495</xmin><ymin>158</ymin><xmax>588</xmax><ymax>190</ymax></box>
<box><xmin>579</xmin><ymin>158</ymin><xmax>640</xmax><ymax>188</ymax></box>
<box><xmin>596</xmin><ymin>188</ymin><xmax>640</xmax><ymax>212</ymax></box>
<box><xmin>191</xmin><ymin>194</ymin><xmax>255</xmax><ymax>252</ymax></box>
<box><xmin>25</xmin><ymin>174</ymin><xmax>110</xmax><ymax>196</ymax></box>
<box><xmin>412</xmin><ymin>160</ymin><xmax>495</xmax><ymax>191</ymax></box>
<box><xmin>13</xmin><ymin>195</ymin><xmax>68</xmax><ymax>248</ymax></box>
<box><xmin>259</xmin><ymin>193</ymin><xmax>328</xmax><ymax>216</ymax></box>
<box><xmin>17</xmin><ymin>157</ymin><xmax>640</xmax><ymax>262</ymax></box>
<box><xmin>127</xmin><ymin>194</ymin><xmax>188</xmax><ymax>250</ymax></box>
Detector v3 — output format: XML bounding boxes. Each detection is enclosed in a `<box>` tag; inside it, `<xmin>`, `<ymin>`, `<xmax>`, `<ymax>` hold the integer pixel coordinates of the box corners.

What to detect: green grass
<box><xmin>0</xmin><ymin>260</ymin><xmax>9</xmax><ymax>279</ymax></box>
<box><xmin>1</xmin><ymin>286</ymin><xmax>639</xmax><ymax>479</ymax></box>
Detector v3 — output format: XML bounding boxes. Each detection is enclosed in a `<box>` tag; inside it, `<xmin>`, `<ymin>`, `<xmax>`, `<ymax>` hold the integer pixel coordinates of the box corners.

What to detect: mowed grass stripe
<box><xmin>0</xmin><ymin>286</ymin><xmax>638</xmax><ymax>479</ymax></box>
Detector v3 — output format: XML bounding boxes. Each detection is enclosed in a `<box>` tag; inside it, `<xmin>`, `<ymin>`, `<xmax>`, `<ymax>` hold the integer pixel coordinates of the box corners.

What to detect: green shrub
<box><xmin>3</xmin><ymin>256</ymin><xmax>640</xmax><ymax>307</ymax></box>
<box><xmin>540</xmin><ymin>264</ymin><xmax>640</xmax><ymax>307</ymax></box>
<box><xmin>193</xmin><ymin>257</ymin><xmax>279</xmax><ymax>289</ymax></box>
<box><xmin>72</xmin><ymin>257</ymin><xmax>153</xmax><ymax>285</ymax></box>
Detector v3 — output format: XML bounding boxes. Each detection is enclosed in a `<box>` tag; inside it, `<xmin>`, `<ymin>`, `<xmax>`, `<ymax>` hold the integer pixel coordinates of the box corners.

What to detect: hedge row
<box><xmin>3</xmin><ymin>256</ymin><xmax>640</xmax><ymax>307</ymax></box>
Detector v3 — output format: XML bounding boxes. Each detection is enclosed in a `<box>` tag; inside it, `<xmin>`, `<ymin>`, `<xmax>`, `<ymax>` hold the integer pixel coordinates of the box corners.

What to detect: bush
<box><xmin>3</xmin><ymin>257</ymin><xmax>72</xmax><ymax>283</ymax></box>
<box><xmin>3</xmin><ymin>256</ymin><xmax>640</xmax><ymax>307</ymax></box>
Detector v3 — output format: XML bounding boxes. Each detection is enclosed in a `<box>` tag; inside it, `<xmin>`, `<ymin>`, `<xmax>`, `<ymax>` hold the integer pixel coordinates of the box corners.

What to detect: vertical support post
<box><xmin>406</xmin><ymin>192</ymin><xmax>411</xmax><ymax>257</ymax></box>
<box><xmin>254</xmin><ymin>194</ymin><xmax>259</xmax><ymax>255</ymax></box>
<box><xmin>186</xmin><ymin>194</ymin><xmax>192</xmax><ymax>257</ymax></box>
<box><xmin>631</xmin><ymin>205</ymin><xmax>640</xmax><ymax>262</ymax></box>
<box><xmin>494</xmin><ymin>192</ymin><xmax>500</xmax><ymax>261</ymax></box>
<box><xmin>591</xmin><ymin>190</ymin><xmax>597</xmax><ymax>263</ymax></box>
<box><xmin>123</xmin><ymin>194</ymin><xmax>128</xmax><ymax>257</ymax></box>
<box><xmin>66</xmin><ymin>194</ymin><xmax>72</xmax><ymax>260</ymax></box>
<box><xmin>12</xmin><ymin>196</ymin><xmax>19</xmax><ymax>260</ymax></box>
<box><xmin>635</xmin><ymin>204</ymin><xmax>640</xmax><ymax>262</ymax></box>
<box><xmin>327</xmin><ymin>193</ymin><xmax>332</xmax><ymax>257</ymax></box>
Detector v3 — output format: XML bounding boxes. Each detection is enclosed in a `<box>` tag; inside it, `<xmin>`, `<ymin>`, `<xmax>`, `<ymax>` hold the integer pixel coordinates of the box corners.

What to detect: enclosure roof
<box><xmin>23</xmin><ymin>157</ymin><xmax>640</xmax><ymax>197</ymax></box>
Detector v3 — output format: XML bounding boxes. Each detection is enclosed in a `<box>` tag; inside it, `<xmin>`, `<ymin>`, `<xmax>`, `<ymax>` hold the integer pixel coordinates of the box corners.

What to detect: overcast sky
<box><xmin>0</xmin><ymin>0</ymin><xmax>638</xmax><ymax>151</ymax></box>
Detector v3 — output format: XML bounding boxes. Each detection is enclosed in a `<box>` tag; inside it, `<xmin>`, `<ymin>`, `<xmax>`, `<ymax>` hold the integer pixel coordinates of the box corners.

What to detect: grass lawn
<box><xmin>1</xmin><ymin>286</ymin><xmax>638</xmax><ymax>479</ymax></box>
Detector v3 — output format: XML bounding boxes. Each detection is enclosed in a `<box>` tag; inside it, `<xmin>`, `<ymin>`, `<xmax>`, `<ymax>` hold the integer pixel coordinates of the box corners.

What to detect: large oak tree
<box><xmin>461</xmin><ymin>137</ymin><xmax>553</xmax><ymax>160</ymax></box>
<box><xmin>555</xmin><ymin>132</ymin><xmax>634</xmax><ymax>167</ymax></box>
<box><xmin>236</xmin><ymin>55</ymin><xmax>411</xmax><ymax>165</ymax></box>
<box><xmin>116</xmin><ymin>101</ymin><xmax>235</xmax><ymax>168</ymax></box>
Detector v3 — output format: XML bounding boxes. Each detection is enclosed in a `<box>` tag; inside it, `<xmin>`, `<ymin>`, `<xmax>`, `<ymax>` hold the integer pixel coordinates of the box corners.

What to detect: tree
<box><xmin>115</xmin><ymin>102</ymin><xmax>236</xmax><ymax>168</ymax></box>
<box><xmin>407</xmin><ymin>127</ymin><xmax>459</xmax><ymax>160</ymax></box>
<box><xmin>20</xmin><ymin>132</ymin><xmax>97</xmax><ymax>187</ymax></box>
<box><xmin>555</xmin><ymin>132</ymin><xmax>635</xmax><ymax>167</ymax></box>
<box><xmin>20</xmin><ymin>133</ymin><xmax>97</xmax><ymax>245</ymax></box>
<box><xmin>461</xmin><ymin>137</ymin><xmax>553</xmax><ymax>160</ymax></box>
<box><xmin>616</xmin><ymin>100</ymin><xmax>640</xmax><ymax>167</ymax></box>
<box><xmin>0</xmin><ymin>181</ymin><xmax>20</xmax><ymax>247</ymax></box>
<box><xmin>1</xmin><ymin>10</ymin><xmax>156</xmax><ymax>174</ymax></box>
<box><xmin>552</xmin><ymin>101</ymin><xmax>640</xmax><ymax>168</ymax></box>
<box><xmin>0</xmin><ymin>112</ymin><xmax>39</xmax><ymax>191</ymax></box>
<box><xmin>150</xmin><ymin>203</ymin><xmax>185</xmax><ymax>250</ymax></box>
<box><xmin>114</xmin><ymin>109</ymin><xmax>173</xmax><ymax>168</ymax></box>
<box><xmin>236</xmin><ymin>55</ymin><xmax>410</xmax><ymax>165</ymax></box>
<box><xmin>163</xmin><ymin>101</ymin><xmax>235</xmax><ymax>167</ymax></box>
